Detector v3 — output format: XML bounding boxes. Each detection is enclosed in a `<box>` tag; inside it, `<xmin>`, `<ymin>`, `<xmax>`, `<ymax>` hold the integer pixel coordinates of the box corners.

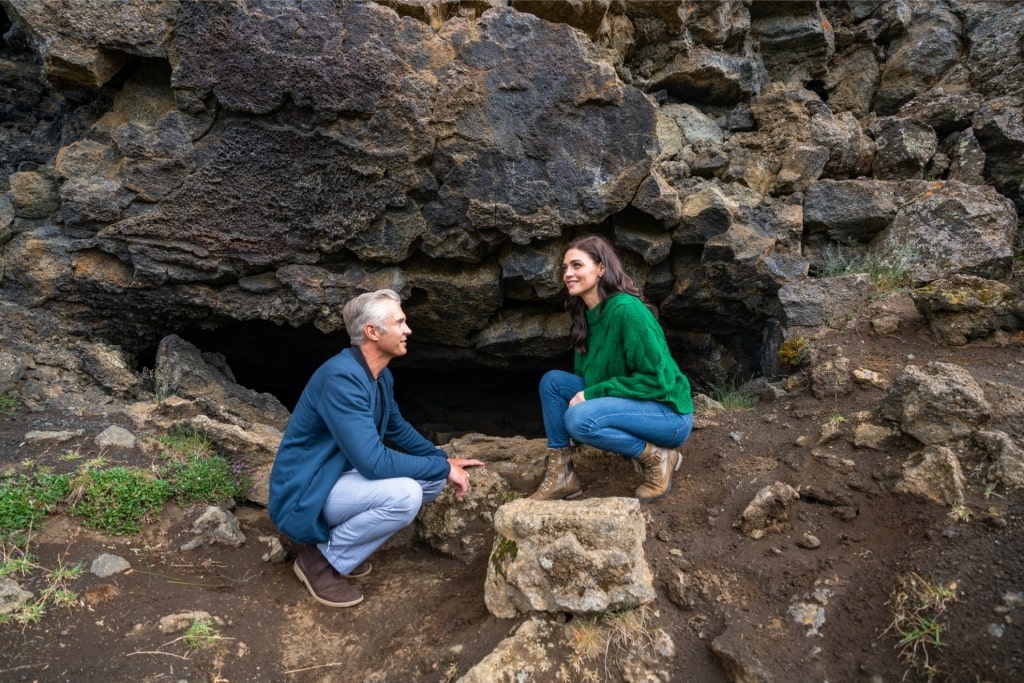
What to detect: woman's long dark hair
<box><xmin>564</xmin><ymin>234</ymin><xmax>643</xmax><ymax>353</ymax></box>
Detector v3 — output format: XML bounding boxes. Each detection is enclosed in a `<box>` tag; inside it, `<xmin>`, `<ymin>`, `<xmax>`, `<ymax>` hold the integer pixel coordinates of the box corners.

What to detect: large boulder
<box><xmin>484</xmin><ymin>497</ymin><xmax>655</xmax><ymax>618</ymax></box>
<box><xmin>881</xmin><ymin>361</ymin><xmax>991</xmax><ymax>445</ymax></box>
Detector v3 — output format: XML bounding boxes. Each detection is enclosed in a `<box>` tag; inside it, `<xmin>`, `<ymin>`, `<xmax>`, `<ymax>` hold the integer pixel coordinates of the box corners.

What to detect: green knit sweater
<box><xmin>575</xmin><ymin>293</ymin><xmax>693</xmax><ymax>414</ymax></box>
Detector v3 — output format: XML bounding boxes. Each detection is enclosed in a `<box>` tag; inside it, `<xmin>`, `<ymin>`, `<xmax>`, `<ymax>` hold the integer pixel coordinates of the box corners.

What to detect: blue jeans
<box><xmin>540</xmin><ymin>369</ymin><xmax>693</xmax><ymax>458</ymax></box>
<box><xmin>318</xmin><ymin>470</ymin><xmax>445</xmax><ymax>575</ymax></box>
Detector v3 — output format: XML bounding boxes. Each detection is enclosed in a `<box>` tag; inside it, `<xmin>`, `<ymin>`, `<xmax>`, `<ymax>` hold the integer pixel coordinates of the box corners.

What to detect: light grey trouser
<box><xmin>318</xmin><ymin>469</ymin><xmax>445</xmax><ymax>574</ymax></box>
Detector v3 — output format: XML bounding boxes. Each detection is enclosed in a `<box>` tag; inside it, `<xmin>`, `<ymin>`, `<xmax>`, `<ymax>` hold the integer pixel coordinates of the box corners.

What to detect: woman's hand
<box><xmin>569</xmin><ymin>391</ymin><xmax>586</xmax><ymax>407</ymax></box>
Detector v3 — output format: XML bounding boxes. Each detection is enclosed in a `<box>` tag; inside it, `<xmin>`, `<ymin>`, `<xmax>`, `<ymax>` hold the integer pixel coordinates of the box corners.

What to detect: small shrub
<box><xmin>184</xmin><ymin>617</ymin><xmax>222</xmax><ymax>649</ymax></box>
<box><xmin>159</xmin><ymin>429</ymin><xmax>251</xmax><ymax>506</ymax></box>
<box><xmin>778</xmin><ymin>336</ymin><xmax>810</xmax><ymax>369</ymax></box>
<box><xmin>0</xmin><ymin>473</ymin><xmax>71</xmax><ymax>541</ymax></box>
<box><xmin>67</xmin><ymin>466</ymin><xmax>170</xmax><ymax>535</ymax></box>
<box><xmin>162</xmin><ymin>453</ymin><xmax>251</xmax><ymax>506</ymax></box>
<box><xmin>709</xmin><ymin>382</ymin><xmax>756</xmax><ymax>410</ymax></box>
<box><xmin>0</xmin><ymin>391</ymin><xmax>19</xmax><ymax>417</ymax></box>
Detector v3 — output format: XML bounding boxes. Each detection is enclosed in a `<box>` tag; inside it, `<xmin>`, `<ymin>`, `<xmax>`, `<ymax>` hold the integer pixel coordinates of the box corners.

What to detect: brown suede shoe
<box><xmin>339</xmin><ymin>560</ymin><xmax>372</xmax><ymax>579</ymax></box>
<box><xmin>293</xmin><ymin>545</ymin><xmax>364</xmax><ymax>608</ymax></box>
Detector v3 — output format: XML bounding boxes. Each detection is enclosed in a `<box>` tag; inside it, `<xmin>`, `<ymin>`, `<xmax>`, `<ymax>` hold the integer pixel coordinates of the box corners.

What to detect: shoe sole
<box><xmin>293</xmin><ymin>561</ymin><xmax>364</xmax><ymax>608</ymax></box>
<box><xmin>528</xmin><ymin>487</ymin><xmax>584</xmax><ymax>501</ymax></box>
<box><xmin>339</xmin><ymin>561</ymin><xmax>372</xmax><ymax>579</ymax></box>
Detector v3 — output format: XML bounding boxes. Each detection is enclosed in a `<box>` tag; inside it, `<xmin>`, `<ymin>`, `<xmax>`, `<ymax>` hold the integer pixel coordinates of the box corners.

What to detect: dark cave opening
<box><xmin>166</xmin><ymin>320</ymin><xmax>550</xmax><ymax>442</ymax></box>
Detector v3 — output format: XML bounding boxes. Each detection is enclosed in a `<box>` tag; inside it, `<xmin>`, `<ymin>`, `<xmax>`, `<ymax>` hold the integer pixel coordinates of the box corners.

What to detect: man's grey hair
<box><xmin>344</xmin><ymin>289</ymin><xmax>402</xmax><ymax>345</ymax></box>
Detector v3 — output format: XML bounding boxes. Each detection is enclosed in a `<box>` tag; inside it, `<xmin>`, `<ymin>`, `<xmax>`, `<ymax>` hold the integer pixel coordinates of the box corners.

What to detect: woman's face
<box><xmin>562</xmin><ymin>248</ymin><xmax>605</xmax><ymax>308</ymax></box>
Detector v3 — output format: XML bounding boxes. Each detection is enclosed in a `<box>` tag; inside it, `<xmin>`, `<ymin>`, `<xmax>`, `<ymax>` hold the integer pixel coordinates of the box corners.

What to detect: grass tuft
<box><xmin>0</xmin><ymin>391</ymin><xmax>20</xmax><ymax>417</ymax></box>
<box><xmin>158</xmin><ymin>428</ymin><xmax>252</xmax><ymax>506</ymax></box>
<box><xmin>820</xmin><ymin>235</ymin><xmax>917</xmax><ymax>291</ymax></box>
<box><xmin>883</xmin><ymin>572</ymin><xmax>958</xmax><ymax>681</ymax></box>
<box><xmin>67</xmin><ymin>465</ymin><xmax>170</xmax><ymax>535</ymax></box>
<box><xmin>709</xmin><ymin>381</ymin><xmax>756</xmax><ymax>411</ymax></box>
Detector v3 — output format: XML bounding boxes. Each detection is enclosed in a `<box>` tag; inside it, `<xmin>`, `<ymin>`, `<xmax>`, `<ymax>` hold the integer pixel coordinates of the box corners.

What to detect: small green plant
<box><xmin>948</xmin><ymin>502</ymin><xmax>972</xmax><ymax>523</ymax></box>
<box><xmin>59</xmin><ymin>450</ymin><xmax>84</xmax><ymax>462</ymax></box>
<box><xmin>827</xmin><ymin>412</ymin><xmax>846</xmax><ymax>425</ymax></box>
<box><xmin>184</xmin><ymin>617</ymin><xmax>222</xmax><ymax>649</ymax></box>
<box><xmin>883</xmin><ymin>572</ymin><xmax>958</xmax><ymax>681</ymax></box>
<box><xmin>709</xmin><ymin>381</ymin><xmax>756</xmax><ymax>410</ymax></box>
<box><xmin>0</xmin><ymin>543</ymin><xmax>84</xmax><ymax>626</ymax></box>
<box><xmin>778</xmin><ymin>336</ymin><xmax>810</xmax><ymax>369</ymax></box>
<box><xmin>159</xmin><ymin>429</ymin><xmax>251</xmax><ymax>506</ymax></box>
<box><xmin>67</xmin><ymin>465</ymin><xmax>170</xmax><ymax>535</ymax></box>
<box><xmin>0</xmin><ymin>391</ymin><xmax>19</xmax><ymax>417</ymax></box>
<box><xmin>0</xmin><ymin>473</ymin><xmax>71</xmax><ymax>542</ymax></box>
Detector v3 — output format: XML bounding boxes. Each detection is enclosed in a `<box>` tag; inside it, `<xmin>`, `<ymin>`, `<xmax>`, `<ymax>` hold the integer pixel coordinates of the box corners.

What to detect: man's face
<box><xmin>374</xmin><ymin>299</ymin><xmax>412</xmax><ymax>359</ymax></box>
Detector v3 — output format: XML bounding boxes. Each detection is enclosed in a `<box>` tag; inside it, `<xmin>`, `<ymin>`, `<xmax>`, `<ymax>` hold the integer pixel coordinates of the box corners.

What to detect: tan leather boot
<box><xmin>529</xmin><ymin>447</ymin><xmax>583</xmax><ymax>500</ymax></box>
<box><xmin>634</xmin><ymin>443</ymin><xmax>681</xmax><ymax>502</ymax></box>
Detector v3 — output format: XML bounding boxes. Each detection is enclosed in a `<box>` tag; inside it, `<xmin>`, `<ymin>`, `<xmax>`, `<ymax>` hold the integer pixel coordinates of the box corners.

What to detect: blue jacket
<box><xmin>268</xmin><ymin>346</ymin><xmax>450</xmax><ymax>544</ymax></box>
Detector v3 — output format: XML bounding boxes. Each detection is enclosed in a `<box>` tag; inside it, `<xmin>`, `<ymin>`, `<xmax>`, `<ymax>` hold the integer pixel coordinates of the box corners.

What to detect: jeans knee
<box><xmin>539</xmin><ymin>370</ymin><xmax>561</xmax><ymax>395</ymax></box>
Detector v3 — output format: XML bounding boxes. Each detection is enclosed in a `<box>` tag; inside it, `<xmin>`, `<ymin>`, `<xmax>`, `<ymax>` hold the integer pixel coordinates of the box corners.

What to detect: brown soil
<box><xmin>1</xmin><ymin>291</ymin><xmax>1023</xmax><ymax>683</ymax></box>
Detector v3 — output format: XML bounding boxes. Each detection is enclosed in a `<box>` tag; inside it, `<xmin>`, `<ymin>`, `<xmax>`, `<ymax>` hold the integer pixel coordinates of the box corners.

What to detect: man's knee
<box><xmin>390</xmin><ymin>478</ymin><xmax>425</xmax><ymax>520</ymax></box>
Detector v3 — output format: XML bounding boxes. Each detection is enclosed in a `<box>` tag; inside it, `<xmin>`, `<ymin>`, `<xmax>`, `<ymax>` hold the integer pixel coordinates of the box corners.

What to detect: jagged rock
<box><xmin>90</xmin><ymin>553</ymin><xmax>131</xmax><ymax>578</ymax></box>
<box><xmin>484</xmin><ymin>497</ymin><xmax>655</xmax><ymax>618</ymax></box>
<box><xmin>181</xmin><ymin>506</ymin><xmax>246</xmax><ymax>550</ymax></box>
<box><xmin>734</xmin><ymin>481</ymin><xmax>800</xmax><ymax>539</ymax></box>
<box><xmin>971</xmin><ymin>431</ymin><xmax>1024</xmax><ymax>491</ymax></box>
<box><xmin>259</xmin><ymin>535</ymin><xmax>287</xmax><ymax>564</ymax></box>
<box><xmin>778</xmin><ymin>273</ymin><xmax>870</xmax><ymax>328</ymax></box>
<box><xmin>750</xmin><ymin>1</ymin><xmax>834</xmax><ymax>82</ymax></box>
<box><xmin>155</xmin><ymin>335</ymin><xmax>290</xmax><ymax>431</ymax></box>
<box><xmin>416</xmin><ymin>466</ymin><xmax>509</xmax><ymax>563</ymax></box>
<box><xmin>8</xmin><ymin>170</ymin><xmax>59</xmax><ymax>218</ymax></box>
<box><xmin>0</xmin><ymin>578</ymin><xmax>33</xmax><ymax>615</ymax></box>
<box><xmin>911</xmin><ymin>275</ymin><xmax>1023</xmax><ymax>345</ymax></box>
<box><xmin>878</xmin><ymin>180</ymin><xmax>1018</xmax><ymax>284</ymax></box>
<box><xmin>804</xmin><ymin>179</ymin><xmax>897</xmax><ymax>246</ymax></box>
<box><xmin>894</xmin><ymin>445</ymin><xmax>966</xmax><ymax>506</ymax></box>
<box><xmin>644</xmin><ymin>45</ymin><xmax>765</xmax><ymax>106</ymax></box>
<box><xmin>851</xmin><ymin>368</ymin><xmax>888</xmax><ymax>390</ymax></box>
<box><xmin>443</xmin><ymin>433</ymin><xmax>548</xmax><ymax>493</ymax></box>
<box><xmin>868</xmin><ymin>117</ymin><xmax>938</xmax><ymax>180</ymax></box>
<box><xmin>0</xmin><ymin>352</ymin><xmax>27</xmax><ymax>393</ymax></box>
<box><xmin>95</xmin><ymin>425</ymin><xmax>135</xmax><ymax>449</ymax></box>
<box><xmin>881</xmin><ymin>361</ymin><xmax>991</xmax><ymax>445</ymax></box>
<box><xmin>873</xmin><ymin>1</ymin><xmax>962</xmax><ymax>115</ymax></box>
<box><xmin>981</xmin><ymin>380</ymin><xmax>1024</xmax><ymax>439</ymax></box>
<box><xmin>943</xmin><ymin>128</ymin><xmax>987</xmax><ymax>185</ymax></box>
<box><xmin>972</xmin><ymin>98</ymin><xmax>1024</xmax><ymax>217</ymax></box>
<box><xmin>455</xmin><ymin>617</ymin><xmax>561</xmax><ymax>683</ymax></box>
<box><xmin>3</xmin><ymin>0</ymin><xmax>173</xmax><ymax>88</ymax></box>
<box><xmin>809</xmin><ymin>348</ymin><xmax>852</xmax><ymax>400</ymax></box>
<box><xmin>853</xmin><ymin>423</ymin><xmax>896</xmax><ymax>451</ymax></box>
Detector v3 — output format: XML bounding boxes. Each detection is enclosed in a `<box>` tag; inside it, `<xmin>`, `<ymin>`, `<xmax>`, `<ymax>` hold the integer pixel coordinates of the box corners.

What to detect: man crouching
<box><xmin>269</xmin><ymin>289</ymin><xmax>483</xmax><ymax>607</ymax></box>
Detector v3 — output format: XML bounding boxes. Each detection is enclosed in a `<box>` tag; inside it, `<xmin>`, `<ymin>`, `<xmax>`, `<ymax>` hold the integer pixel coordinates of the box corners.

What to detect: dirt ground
<box><xmin>1</xmin><ymin>290</ymin><xmax>1023</xmax><ymax>682</ymax></box>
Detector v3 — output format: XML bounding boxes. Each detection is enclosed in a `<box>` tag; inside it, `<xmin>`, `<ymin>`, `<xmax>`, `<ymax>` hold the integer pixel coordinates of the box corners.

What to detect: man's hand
<box><xmin>447</xmin><ymin>458</ymin><xmax>485</xmax><ymax>499</ymax></box>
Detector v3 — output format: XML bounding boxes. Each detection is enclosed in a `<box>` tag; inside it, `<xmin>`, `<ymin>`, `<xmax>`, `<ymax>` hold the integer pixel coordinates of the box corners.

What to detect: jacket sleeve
<box><xmin>321</xmin><ymin>368</ymin><xmax>450</xmax><ymax>481</ymax></box>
